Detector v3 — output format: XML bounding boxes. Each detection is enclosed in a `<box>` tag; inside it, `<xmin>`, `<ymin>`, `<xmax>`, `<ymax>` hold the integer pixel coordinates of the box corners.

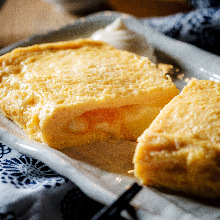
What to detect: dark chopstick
<box><xmin>91</xmin><ymin>183</ymin><xmax>142</xmax><ymax>220</ymax></box>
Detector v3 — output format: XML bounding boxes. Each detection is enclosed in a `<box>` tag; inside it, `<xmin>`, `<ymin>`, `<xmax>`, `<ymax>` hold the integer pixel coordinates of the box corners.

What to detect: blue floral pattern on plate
<box><xmin>187</xmin><ymin>0</ymin><xmax>220</xmax><ymax>8</ymax></box>
<box><xmin>0</xmin><ymin>143</ymin><xmax>11</xmax><ymax>159</ymax></box>
<box><xmin>0</xmin><ymin>155</ymin><xmax>68</xmax><ymax>189</ymax></box>
<box><xmin>143</xmin><ymin>4</ymin><xmax>220</xmax><ymax>55</ymax></box>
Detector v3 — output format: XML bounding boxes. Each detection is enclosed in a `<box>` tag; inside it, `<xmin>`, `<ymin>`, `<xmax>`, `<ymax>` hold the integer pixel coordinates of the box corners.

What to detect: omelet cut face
<box><xmin>134</xmin><ymin>80</ymin><xmax>220</xmax><ymax>198</ymax></box>
<box><xmin>0</xmin><ymin>39</ymin><xmax>179</xmax><ymax>149</ymax></box>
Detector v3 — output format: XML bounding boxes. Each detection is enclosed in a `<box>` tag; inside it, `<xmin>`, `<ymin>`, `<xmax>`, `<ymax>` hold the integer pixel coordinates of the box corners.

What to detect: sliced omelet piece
<box><xmin>134</xmin><ymin>80</ymin><xmax>220</xmax><ymax>198</ymax></box>
<box><xmin>0</xmin><ymin>39</ymin><xmax>178</xmax><ymax>149</ymax></box>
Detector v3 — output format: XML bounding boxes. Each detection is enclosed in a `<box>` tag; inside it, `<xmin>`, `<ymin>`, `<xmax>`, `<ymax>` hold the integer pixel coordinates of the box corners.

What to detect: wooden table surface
<box><xmin>0</xmin><ymin>0</ymin><xmax>192</xmax><ymax>48</ymax></box>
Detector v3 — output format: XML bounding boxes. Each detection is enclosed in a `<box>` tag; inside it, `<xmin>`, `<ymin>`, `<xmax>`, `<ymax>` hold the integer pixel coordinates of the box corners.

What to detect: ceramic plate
<box><xmin>0</xmin><ymin>11</ymin><xmax>220</xmax><ymax>220</ymax></box>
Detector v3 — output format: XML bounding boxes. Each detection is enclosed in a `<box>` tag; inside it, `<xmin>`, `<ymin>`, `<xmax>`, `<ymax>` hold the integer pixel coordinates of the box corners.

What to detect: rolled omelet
<box><xmin>0</xmin><ymin>39</ymin><xmax>178</xmax><ymax>149</ymax></box>
<box><xmin>134</xmin><ymin>80</ymin><xmax>220</xmax><ymax>198</ymax></box>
